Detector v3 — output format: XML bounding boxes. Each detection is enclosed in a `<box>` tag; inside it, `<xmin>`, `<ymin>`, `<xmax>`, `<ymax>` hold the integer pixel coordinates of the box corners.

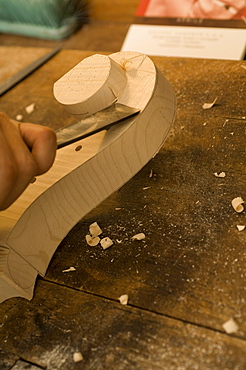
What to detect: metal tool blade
<box><xmin>56</xmin><ymin>103</ymin><xmax>140</xmax><ymax>149</ymax></box>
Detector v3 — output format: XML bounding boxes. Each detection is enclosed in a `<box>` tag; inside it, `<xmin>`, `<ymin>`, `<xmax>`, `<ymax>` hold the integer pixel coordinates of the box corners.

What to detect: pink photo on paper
<box><xmin>136</xmin><ymin>0</ymin><xmax>246</xmax><ymax>20</ymax></box>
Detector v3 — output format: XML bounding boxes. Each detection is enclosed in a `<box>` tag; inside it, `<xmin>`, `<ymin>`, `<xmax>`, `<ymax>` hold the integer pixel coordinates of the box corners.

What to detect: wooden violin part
<box><xmin>0</xmin><ymin>51</ymin><xmax>176</xmax><ymax>303</ymax></box>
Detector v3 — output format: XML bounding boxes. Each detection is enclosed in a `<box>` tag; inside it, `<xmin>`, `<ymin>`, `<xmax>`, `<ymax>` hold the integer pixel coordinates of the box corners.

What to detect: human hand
<box><xmin>0</xmin><ymin>112</ymin><xmax>57</xmax><ymax>210</ymax></box>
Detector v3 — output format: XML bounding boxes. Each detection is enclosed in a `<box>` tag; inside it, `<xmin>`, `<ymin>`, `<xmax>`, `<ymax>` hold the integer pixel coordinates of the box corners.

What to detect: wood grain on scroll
<box><xmin>0</xmin><ymin>51</ymin><xmax>176</xmax><ymax>303</ymax></box>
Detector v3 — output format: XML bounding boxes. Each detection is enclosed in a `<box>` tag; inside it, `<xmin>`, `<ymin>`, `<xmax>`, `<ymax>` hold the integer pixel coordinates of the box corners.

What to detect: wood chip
<box><xmin>202</xmin><ymin>97</ymin><xmax>218</xmax><ymax>110</ymax></box>
<box><xmin>131</xmin><ymin>233</ymin><xmax>146</xmax><ymax>241</ymax></box>
<box><xmin>85</xmin><ymin>235</ymin><xmax>100</xmax><ymax>246</ymax></box>
<box><xmin>222</xmin><ymin>318</ymin><xmax>239</xmax><ymax>334</ymax></box>
<box><xmin>89</xmin><ymin>222</ymin><xmax>102</xmax><ymax>237</ymax></box>
<box><xmin>62</xmin><ymin>267</ymin><xmax>76</xmax><ymax>273</ymax></box>
<box><xmin>118</xmin><ymin>294</ymin><xmax>128</xmax><ymax>305</ymax></box>
<box><xmin>73</xmin><ymin>352</ymin><xmax>83</xmax><ymax>362</ymax></box>
<box><xmin>100</xmin><ymin>237</ymin><xmax>113</xmax><ymax>250</ymax></box>
<box><xmin>25</xmin><ymin>103</ymin><xmax>35</xmax><ymax>114</ymax></box>
<box><xmin>231</xmin><ymin>197</ymin><xmax>244</xmax><ymax>213</ymax></box>
<box><xmin>236</xmin><ymin>225</ymin><xmax>245</xmax><ymax>231</ymax></box>
<box><xmin>16</xmin><ymin>114</ymin><xmax>23</xmax><ymax>121</ymax></box>
<box><xmin>214</xmin><ymin>172</ymin><xmax>226</xmax><ymax>178</ymax></box>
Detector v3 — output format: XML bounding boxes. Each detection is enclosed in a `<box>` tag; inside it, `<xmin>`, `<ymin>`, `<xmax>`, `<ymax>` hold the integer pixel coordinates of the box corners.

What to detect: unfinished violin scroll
<box><xmin>53</xmin><ymin>53</ymin><xmax>127</xmax><ymax>116</ymax></box>
<box><xmin>0</xmin><ymin>51</ymin><xmax>176</xmax><ymax>303</ymax></box>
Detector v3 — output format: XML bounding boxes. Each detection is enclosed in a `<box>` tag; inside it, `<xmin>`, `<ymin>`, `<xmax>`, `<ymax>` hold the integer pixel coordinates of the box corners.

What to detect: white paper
<box><xmin>121</xmin><ymin>24</ymin><xmax>246</xmax><ymax>60</ymax></box>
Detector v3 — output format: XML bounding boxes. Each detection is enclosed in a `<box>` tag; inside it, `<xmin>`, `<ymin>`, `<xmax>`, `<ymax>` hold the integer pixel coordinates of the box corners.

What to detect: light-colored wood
<box><xmin>0</xmin><ymin>51</ymin><xmax>176</xmax><ymax>303</ymax></box>
<box><xmin>0</xmin><ymin>46</ymin><xmax>52</xmax><ymax>85</ymax></box>
<box><xmin>53</xmin><ymin>54</ymin><xmax>127</xmax><ymax>116</ymax></box>
<box><xmin>0</xmin><ymin>247</ymin><xmax>37</xmax><ymax>302</ymax></box>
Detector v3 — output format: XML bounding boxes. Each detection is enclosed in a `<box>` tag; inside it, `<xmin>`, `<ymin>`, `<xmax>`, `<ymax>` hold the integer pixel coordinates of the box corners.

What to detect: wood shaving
<box><xmin>222</xmin><ymin>318</ymin><xmax>239</xmax><ymax>334</ymax></box>
<box><xmin>25</xmin><ymin>103</ymin><xmax>35</xmax><ymax>114</ymax></box>
<box><xmin>131</xmin><ymin>233</ymin><xmax>146</xmax><ymax>241</ymax></box>
<box><xmin>236</xmin><ymin>225</ymin><xmax>245</xmax><ymax>231</ymax></box>
<box><xmin>119</xmin><ymin>294</ymin><xmax>128</xmax><ymax>305</ymax></box>
<box><xmin>214</xmin><ymin>172</ymin><xmax>226</xmax><ymax>178</ymax></box>
<box><xmin>120</xmin><ymin>58</ymin><xmax>133</xmax><ymax>70</ymax></box>
<box><xmin>89</xmin><ymin>222</ymin><xmax>102</xmax><ymax>237</ymax></box>
<box><xmin>202</xmin><ymin>97</ymin><xmax>218</xmax><ymax>110</ymax></box>
<box><xmin>73</xmin><ymin>352</ymin><xmax>83</xmax><ymax>362</ymax></box>
<box><xmin>62</xmin><ymin>267</ymin><xmax>76</xmax><ymax>273</ymax></box>
<box><xmin>16</xmin><ymin>114</ymin><xmax>23</xmax><ymax>121</ymax></box>
<box><xmin>85</xmin><ymin>235</ymin><xmax>100</xmax><ymax>246</ymax></box>
<box><xmin>100</xmin><ymin>237</ymin><xmax>113</xmax><ymax>250</ymax></box>
<box><xmin>231</xmin><ymin>197</ymin><xmax>244</xmax><ymax>213</ymax></box>
<box><xmin>86</xmin><ymin>222</ymin><xmax>113</xmax><ymax>250</ymax></box>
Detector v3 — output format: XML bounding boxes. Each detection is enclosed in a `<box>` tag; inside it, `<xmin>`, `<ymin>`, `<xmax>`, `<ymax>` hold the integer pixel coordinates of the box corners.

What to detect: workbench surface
<box><xmin>0</xmin><ymin>45</ymin><xmax>245</xmax><ymax>370</ymax></box>
<box><xmin>0</xmin><ymin>1</ymin><xmax>245</xmax><ymax>367</ymax></box>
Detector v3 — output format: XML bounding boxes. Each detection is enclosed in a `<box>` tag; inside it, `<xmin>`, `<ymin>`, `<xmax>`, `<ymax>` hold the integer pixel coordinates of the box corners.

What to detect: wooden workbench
<box><xmin>0</xmin><ymin>0</ymin><xmax>246</xmax><ymax>365</ymax></box>
<box><xmin>0</xmin><ymin>45</ymin><xmax>245</xmax><ymax>369</ymax></box>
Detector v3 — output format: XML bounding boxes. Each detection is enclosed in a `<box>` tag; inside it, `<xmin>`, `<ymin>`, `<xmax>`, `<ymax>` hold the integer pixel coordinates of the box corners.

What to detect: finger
<box><xmin>3</xmin><ymin>117</ymin><xmax>38</xmax><ymax>178</ymax></box>
<box><xmin>0</xmin><ymin>127</ymin><xmax>18</xmax><ymax>207</ymax></box>
<box><xmin>18</xmin><ymin>122</ymin><xmax>57</xmax><ymax>175</ymax></box>
<box><xmin>0</xmin><ymin>114</ymin><xmax>38</xmax><ymax>209</ymax></box>
<box><xmin>0</xmin><ymin>116</ymin><xmax>56</xmax><ymax>210</ymax></box>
